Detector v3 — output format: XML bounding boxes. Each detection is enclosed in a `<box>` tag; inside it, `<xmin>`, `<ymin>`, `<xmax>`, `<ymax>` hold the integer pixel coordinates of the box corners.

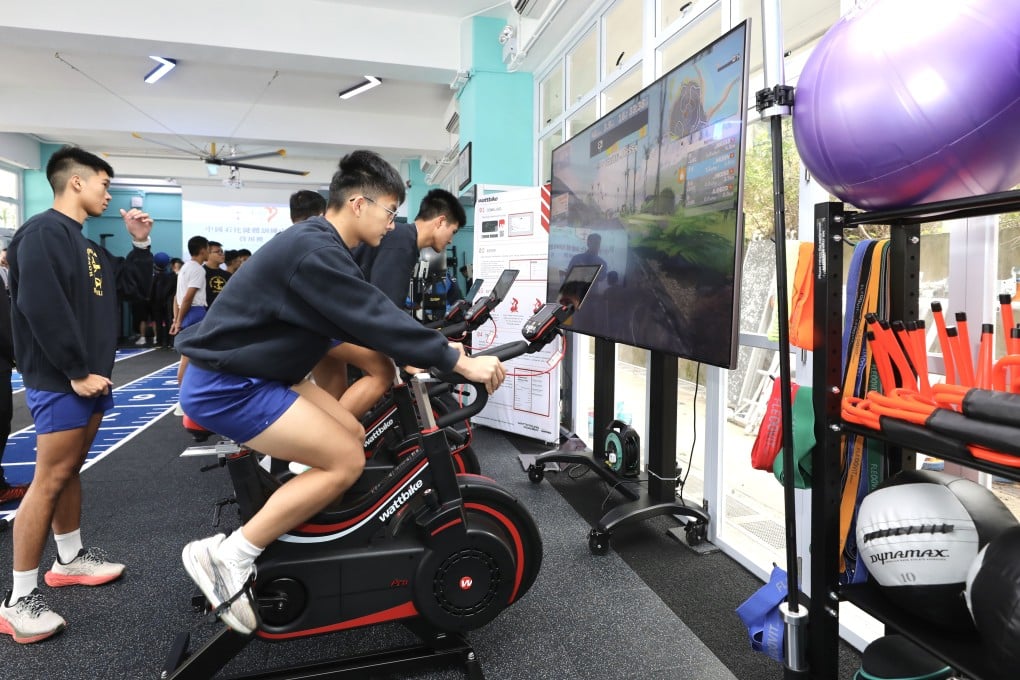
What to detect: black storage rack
<box><xmin>808</xmin><ymin>189</ymin><xmax>1020</xmax><ymax>680</ymax></box>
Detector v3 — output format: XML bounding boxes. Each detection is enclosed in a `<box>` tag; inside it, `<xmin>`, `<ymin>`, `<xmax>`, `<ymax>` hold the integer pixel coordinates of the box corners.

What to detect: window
<box><xmin>539</xmin><ymin>128</ymin><xmax>564</xmax><ymax>185</ymax></box>
<box><xmin>567</xmin><ymin>29</ymin><xmax>597</xmax><ymax>105</ymax></box>
<box><xmin>732</xmin><ymin>0</ymin><xmax>840</xmax><ymax>74</ymax></box>
<box><xmin>534</xmin><ymin>0</ymin><xmax>842</xmax><ymax>583</ymax></box>
<box><xmin>540</xmin><ymin>64</ymin><xmax>564</xmax><ymax>127</ymax></box>
<box><xmin>659</xmin><ymin>0</ymin><xmax>710</xmax><ymax>33</ymax></box>
<box><xmin>997</xmin><ymin>208</ymin><xmax>1020</xmax><ymax>357</ymax></box>
<box><xmin>604</xmin><ymin>0</ymin><xmax>643</xmax><ymax>78</ymax></box>
<box><xmin>601</xmin><ymin>66</ymin><xmax>643</xmax><ymax>114</ymax></box>
<box><xmin>658</xmin><ymin>5</ymin><xmax>721</xmax><ymax>75</ymax></box>
<box><xmin>0</xmin><ymin>165</ymin><xmax>21</xmax><ymax>231</ymax></box>
<box><xmin>566</xmin><ymin>100</ymin><xmax>597</xmax><ymax>140</ymax></box>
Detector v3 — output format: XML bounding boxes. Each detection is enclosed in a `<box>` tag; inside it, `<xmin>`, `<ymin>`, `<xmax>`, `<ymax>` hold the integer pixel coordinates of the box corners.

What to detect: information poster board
<box><xmin>471</xmin><ymin>185</ymin><xmax>558</xmax><ymax>443</ymax></box>
<box><xmin>182</xmin><ymin>200</ymin><xmax>290</xmax><ymax>255</ymax></box>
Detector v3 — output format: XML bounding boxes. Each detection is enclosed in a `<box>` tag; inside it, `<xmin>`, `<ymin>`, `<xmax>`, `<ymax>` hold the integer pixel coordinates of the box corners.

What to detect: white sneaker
<box><xmin>45</xmin><ymin>547</ymin><xmax>125</xmax><ymax>587</ymax></box>
<box><xmin>134</xmin><ymin>336</ymin><xmax>147</xmax><ymax>346</ymax></box>
<box><xmin>182</xmin><ymin>535</ymin><xmax>257</xmax><ymax>635</ymax></box>
<box><xmin>0</xmin><ymin>590</ymin><xmax>67</xmax><ymax>644</ymax></box>
<box><xmin>173</xmin><ymin>402</ymin><xmax>185</xmax><ymax>417</ymax></box>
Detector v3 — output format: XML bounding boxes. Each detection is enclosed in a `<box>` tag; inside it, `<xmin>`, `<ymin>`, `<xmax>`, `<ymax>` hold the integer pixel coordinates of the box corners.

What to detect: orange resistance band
<box><xmin>992</xmin><ymin>354</ymin><xmax>1020</xmax><ymax>393</ymax></box>
<box><xmin>906</xmin><ymin>321</ymin><xmax>932</xmax><ymax>400</ymax></box>
<box><xmin>931</xmin><ymin>302</ymin><xmax>957</xmax><ymax>385</ymax></box>
<box><xmin>1009</xmin><ymin>328</ymin><xmax>1020</xmax><ymax>392</ymax></box>
<box><xmin>956</xmin><ymin>312</ymin><xmax>977</xmax><ymax>386</ymax></box>
<box><xmin>946</xmin><ymin>327</ymin><xmax>975</xmax><ymax>388</ymax></box>
<box><xmin>999</xmin><ymin>294</ymin><xmax>1015</xmax><ymax>339</ymax></box>
<box><xmin>976</xmin><ymin>324</ymin><xmax>994</xmax><ymax>390</ymax></box>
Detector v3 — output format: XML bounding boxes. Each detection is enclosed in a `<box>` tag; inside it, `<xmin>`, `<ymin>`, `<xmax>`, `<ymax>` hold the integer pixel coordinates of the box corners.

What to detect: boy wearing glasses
<box><xmin>175</xmin><ymin>150</ymin><xmax>504</xmax><ymax>635</ymax></box>
<box><xmin>310</xmin><ymin>189</ymin><xmax>466</xmax><ymax>415</ymax></box>
<box><xmin>203</xmin><ymin>241</ymin><xmax>231</xmax><ymax>306</ymax></box>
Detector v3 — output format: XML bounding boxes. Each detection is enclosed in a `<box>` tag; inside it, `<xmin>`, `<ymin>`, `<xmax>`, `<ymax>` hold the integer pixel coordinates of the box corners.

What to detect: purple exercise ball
<box><xmin>792</xmin><ymin>0</ymin><xmax>1020</xmax><ymax>210</ymax></box>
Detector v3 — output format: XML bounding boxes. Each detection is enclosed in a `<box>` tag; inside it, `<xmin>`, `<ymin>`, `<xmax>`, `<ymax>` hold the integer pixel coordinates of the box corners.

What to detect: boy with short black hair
<box><xmin>204</xmin><ymin>241</ymin><xmax>231</xmax><ymax>306</ymax></box>
<box><xmin>289</xmin><ymin>189</ymin><xmax>326</xmax><ymax>224</ymax></box>
<box><xmin>0</xmin><ymin>145</ymin><xmax>154</xmax><ymax>643</ymax></box>
<box><xmin>176</xmin><ymin>151</ymin><xmax>504</xmax><ymax>635</ymax></box>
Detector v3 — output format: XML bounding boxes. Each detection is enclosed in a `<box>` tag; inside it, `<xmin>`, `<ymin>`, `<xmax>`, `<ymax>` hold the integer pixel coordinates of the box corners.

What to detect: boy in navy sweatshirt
<box><xmin>311</xmin><ymin>188</ymin><xmax>467</xmax><ymax>414</ymax></box>
<box><xmin>176</xmin><ymin>150</ymin><xmax>505</xmax><ymax>635</ymax></box>
<box><xmin>0</xmin><ymin>146</ymin><xmax>153</xmax><ymax>644</ymax></box>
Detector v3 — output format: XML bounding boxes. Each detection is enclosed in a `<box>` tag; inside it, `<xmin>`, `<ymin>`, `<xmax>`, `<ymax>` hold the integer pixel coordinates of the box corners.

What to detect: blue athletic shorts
<box><xmin>181</xmin><ymin>306</ymin><xmax>207</xmax><ymax>329</ymax></box>
<box><xmin>329</xmin><ymin>339</ymin><xmax>343</xmax><ymax>349</ymax></box>
<box><xmin>26</xmin><ymin>388</ymin><xmax>114</xmax><ymax>435</ymax></box>
<box><xmin>179</xmin><ymin>364</ymin><xmax>298</xmax><ymax>443</ymax></box>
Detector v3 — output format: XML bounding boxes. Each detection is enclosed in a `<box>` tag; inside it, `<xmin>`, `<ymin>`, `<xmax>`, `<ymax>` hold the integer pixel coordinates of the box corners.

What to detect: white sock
<box><xmin>216</xmin><ymin>529</ymin><xmax>263</xmax><ymax>573</ymax></box>
<box><xmin>11</xmin><ymin>568</ymin><xmax>38</xmax><ymax>603</ymax></box>
<box><xmin>54</xmin><ymin>529</ymin><xmax>83</xmax><ymax>564</ymax></box>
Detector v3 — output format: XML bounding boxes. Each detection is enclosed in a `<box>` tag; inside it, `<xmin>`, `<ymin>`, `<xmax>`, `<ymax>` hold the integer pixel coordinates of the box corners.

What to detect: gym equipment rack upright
<box><xmin>808</xmin><ymin>188</ymin><xmax>1020</xmax><ymax>680</ymax></box>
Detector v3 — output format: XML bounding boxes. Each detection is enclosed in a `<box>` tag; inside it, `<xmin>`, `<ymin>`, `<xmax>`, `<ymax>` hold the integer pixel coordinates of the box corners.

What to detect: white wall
<box><xmin>0</xmin><ymin>133</ymin><xmax>39</xmax><ymax>169</ymax></box>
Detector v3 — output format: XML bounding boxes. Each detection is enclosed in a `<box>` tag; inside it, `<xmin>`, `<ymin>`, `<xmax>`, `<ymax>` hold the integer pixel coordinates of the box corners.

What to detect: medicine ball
<box><xmin>855</xmin><ymin>469</ymin><xmax>1017</xmax><ymax>629</ymax></box>
<box><xmin>602</xmin><ymin>420</ymin><xmax>640</xmax><ymax>477</ymax></box>
<box><xmin>965</xmin><ymin>525</ymin><xmax>1020</xmax><ymax>680</ymax></box>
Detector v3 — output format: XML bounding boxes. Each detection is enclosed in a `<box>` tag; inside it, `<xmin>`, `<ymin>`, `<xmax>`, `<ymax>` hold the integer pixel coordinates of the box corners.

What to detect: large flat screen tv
<box><xmin>547</xmin><ymin>20</ymin><xmax>750</xmax><ymax>368</ymax></box>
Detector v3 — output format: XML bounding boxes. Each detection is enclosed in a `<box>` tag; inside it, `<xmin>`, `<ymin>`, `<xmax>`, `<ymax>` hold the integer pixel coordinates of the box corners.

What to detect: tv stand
<box><xmin>524</xmin><ymin>446</ymin><xmax>642</xmax><ymax>502</ymax></box>
<box><xmin>527</xmin><ymin>339</ymin><xmax>710</xmax><ymax>554</ymax></box>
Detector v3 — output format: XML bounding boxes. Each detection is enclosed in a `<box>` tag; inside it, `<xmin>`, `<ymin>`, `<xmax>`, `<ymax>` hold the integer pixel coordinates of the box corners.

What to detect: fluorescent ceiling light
<box><xmin>339</xmin><ymin>76</ymin><xmax>382</xmax><ymax>100</ymax></box>
<box><xmin>144</xmin><ymin>56</ymin><xmax>177</xmax><ymax>84</ymax></box>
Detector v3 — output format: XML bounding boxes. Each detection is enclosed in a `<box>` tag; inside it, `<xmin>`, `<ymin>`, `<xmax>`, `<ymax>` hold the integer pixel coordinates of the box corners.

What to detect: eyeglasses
<box><xmin>357</xmin><ymin>195</ymin><xmax>397</xmax><ymax>224</ymax></box>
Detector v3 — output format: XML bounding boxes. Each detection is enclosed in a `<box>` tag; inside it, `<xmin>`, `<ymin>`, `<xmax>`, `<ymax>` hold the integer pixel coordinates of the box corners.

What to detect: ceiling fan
<box><xmin>104</xmin><ymin>132</ymin><xmax>310</xmax><ymax>176</ymax></box>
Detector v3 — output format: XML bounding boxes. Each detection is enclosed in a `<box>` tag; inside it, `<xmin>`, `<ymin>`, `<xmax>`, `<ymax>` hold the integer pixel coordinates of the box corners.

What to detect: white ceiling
<box><xmin>0</xmin><ymin>0</ymin><xmax>519</xmax><ymax>193</ymax></box>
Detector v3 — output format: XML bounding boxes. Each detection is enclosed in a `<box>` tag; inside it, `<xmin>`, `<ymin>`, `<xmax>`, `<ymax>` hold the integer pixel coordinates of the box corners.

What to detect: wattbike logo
<box><xmin>869</xmin><ymin>548</ymin><xmax>949</xmax><ymax>565</ymax></box>
<box><xmin>379</xmin><ymin>479</ymin><xmax>424</xmax><ymax>522</ymax></box>
<box><xmin>365</xmin><ymin>417</ymin><xmax>395</xmax><ymax>448</ymax></box>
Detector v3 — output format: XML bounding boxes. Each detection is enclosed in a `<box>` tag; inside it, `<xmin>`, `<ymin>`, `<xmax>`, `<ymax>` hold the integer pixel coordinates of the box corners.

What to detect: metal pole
<box><xmin>758</xmin><ymin>0</ymin><xmax>808</xmax><ymax>675</ymax></box>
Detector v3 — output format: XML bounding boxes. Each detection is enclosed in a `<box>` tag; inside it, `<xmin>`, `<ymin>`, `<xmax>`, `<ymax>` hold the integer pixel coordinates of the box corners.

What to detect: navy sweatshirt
<box><xmin>176</xmin><ymin>217</ymin><xmax>459</xmax><ymax>384</ymax></box>
<box><xmin>8</xmin><ymin>209</ymin><xmax>154</xmax><ymax>393</ymax></box>
<box><xmin>353</xmin><ymin>221</ymin><xmax>418</xmax><ymax>308</ymax></box>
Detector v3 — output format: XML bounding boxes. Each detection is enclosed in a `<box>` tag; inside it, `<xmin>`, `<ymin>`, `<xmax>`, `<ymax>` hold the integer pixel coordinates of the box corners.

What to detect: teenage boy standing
<box><xmin>0</xmin><ymin>146</ymin><xmax>154</xmax><ymax>643</ymax></box>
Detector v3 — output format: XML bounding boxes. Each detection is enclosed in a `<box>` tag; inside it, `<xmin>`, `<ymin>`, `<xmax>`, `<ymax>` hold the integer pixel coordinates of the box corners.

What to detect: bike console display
<box><xmin>523</xmin><ymin>264</ymin><xmax>602</xmax><ymax>342</ymax></box>
<box><xmin>464</xmin><ymin>269</ymin><xmax>519</xmax><ymax>324</ymax></box>
<box><xmin>429</xmin><ymin>278</ymin><xmax>485</xmax><ymax>328</ymax></box>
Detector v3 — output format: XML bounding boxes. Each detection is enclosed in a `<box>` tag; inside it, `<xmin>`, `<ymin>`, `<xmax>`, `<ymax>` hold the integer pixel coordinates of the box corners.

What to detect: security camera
<box><xmin>498</xmin><ymin>25</ymin><xmax>515</xmax><ymax>45</ymax></box>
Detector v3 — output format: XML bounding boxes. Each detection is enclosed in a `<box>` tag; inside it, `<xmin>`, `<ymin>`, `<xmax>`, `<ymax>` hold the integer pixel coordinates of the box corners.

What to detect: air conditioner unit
<box><xmin>443</xmin><ymin>96</ymin><xmax>460</xmax><ymax>135</ymax></box>
<box><xmin>513</xmin><ymin>0</ymin><xmax>553</xmax><ymax>18</ymax></box>
<box><xmin>424</xmin><ymin>143</ymin><xmax>461</xmax><ymax>188</ymax></box>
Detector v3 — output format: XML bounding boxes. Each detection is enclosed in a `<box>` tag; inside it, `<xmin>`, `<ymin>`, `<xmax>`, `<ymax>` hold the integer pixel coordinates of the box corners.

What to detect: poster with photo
<box><xmin>471</xmin><ymin>185</ymin><xmax>558</xmax><ymax>443</ymax></box>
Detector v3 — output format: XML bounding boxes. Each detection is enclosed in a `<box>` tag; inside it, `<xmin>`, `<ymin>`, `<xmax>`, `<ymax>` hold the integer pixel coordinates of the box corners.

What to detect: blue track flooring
<box><xmin>10</xmin><ymin>347</ymin><xmax>154</xmax><ymax>394</ymax></box>
<box><xmin>0</xmin><ymin>356</ymin><xmax>179</xmax><ymax>522</ymax></box>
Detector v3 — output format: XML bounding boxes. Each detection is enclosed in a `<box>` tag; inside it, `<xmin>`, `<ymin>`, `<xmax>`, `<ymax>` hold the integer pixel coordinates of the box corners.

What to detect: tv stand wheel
<box><xmin>588</xmin><ymin>529</ymin><xmax>610</xmax><ymax>555</ymax></box>
<box><xmin>527</xmin><ymin>464</ymin><xmax>545</xmax><ymax>483</ymax></box>
<box><xmin>685</xmin><ymin>522</ymin><xmax>707</xmax><ymax>546</ymax></box>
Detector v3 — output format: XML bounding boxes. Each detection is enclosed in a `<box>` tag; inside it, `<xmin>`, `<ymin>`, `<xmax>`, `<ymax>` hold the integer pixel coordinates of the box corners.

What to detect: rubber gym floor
<box><xmin>0</xmin><ymin>349</ymin><xmax>860</xmax><ymax>679</ymax></box>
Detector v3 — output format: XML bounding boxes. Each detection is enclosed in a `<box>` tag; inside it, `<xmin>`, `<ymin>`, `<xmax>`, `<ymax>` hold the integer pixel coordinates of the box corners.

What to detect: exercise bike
<box><xmin>166</xmin><ymin>371</ymin><xmax>542</xmax><ymax>679</ymax></box>
<box><xmin>183</xmin><ymin>270</ymin><xmax>521</xmax><ymax>484</ymax></box>
<box><xmin>358</xmin><ymin>269</ymin><xmax>519</xmax><ymax>478</ymax></box>
<box><xmin>165</xmin><ymin>277</ymin><xmax>593</xmax><ymax>679</ymax></box>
